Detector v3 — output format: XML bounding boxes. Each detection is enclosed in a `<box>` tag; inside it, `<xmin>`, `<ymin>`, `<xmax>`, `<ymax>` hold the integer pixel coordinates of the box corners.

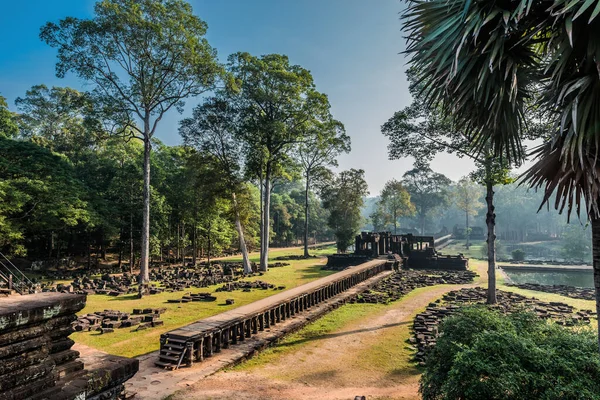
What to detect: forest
<box><xmin>0</xmin><ymin>85</ymin><xmax>350</xmax><ymax>268</ymax></box>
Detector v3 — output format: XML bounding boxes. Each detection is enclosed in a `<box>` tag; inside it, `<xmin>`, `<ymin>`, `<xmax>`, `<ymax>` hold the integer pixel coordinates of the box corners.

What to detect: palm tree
<box><xmin>405</xmin><ymin>0</ymin><xmax>600</xmax><ymax>351</ymax></box>
<box><xmin>403</xmin><ymin>0</ymin><xmax>539</xmax><ymax>304</ymax></box>
<box><xmin>520</xmin><ymin>0</ymin><xmax>600</xmax><ymax>352</ymax></box>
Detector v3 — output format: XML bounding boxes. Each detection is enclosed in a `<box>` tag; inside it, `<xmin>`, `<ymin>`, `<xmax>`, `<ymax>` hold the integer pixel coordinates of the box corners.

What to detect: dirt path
<box><xmin>170</xmin><ymin>283</ymin><xmax>479</xmax><ymax>400</ymax></box>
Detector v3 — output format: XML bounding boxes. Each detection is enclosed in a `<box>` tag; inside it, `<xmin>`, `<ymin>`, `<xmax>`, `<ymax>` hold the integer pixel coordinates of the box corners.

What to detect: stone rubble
<box><xmin>352</xmin><ymin>269</ymin><xmax>478</xmax><ymax>304</ymax></box>
<box><xmin>410</xmin><ymin>287</ymin><xmax>596</xmax><ymax>364</ymax></box>
<box><xmin>506</xmin><ymin>282</ymin><xmax>595</xmax><ymax>301</ymax></box>
<box><xmin>72</xmin><ymin>307</ymin><xmax>166</xmax><ymax>333</ymax></box>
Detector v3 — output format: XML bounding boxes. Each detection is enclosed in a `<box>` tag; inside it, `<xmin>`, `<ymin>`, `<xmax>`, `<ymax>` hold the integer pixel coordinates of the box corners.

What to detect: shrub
<box><xmin>420</xmin><ymin>307</ymin><xmax>600</xmax><ymax>400</ymax></box>
<box><xmin>511</xmin><ymin>248</ymin><xmax>525</xmax><ymax>261</ymax></box>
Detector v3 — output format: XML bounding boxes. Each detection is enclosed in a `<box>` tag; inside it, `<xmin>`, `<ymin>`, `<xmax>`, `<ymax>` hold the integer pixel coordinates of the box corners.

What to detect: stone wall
<box><xmin>0</xmin><ymin>293</ymin><xmax>138</xmax><ymax>400</ymax></box>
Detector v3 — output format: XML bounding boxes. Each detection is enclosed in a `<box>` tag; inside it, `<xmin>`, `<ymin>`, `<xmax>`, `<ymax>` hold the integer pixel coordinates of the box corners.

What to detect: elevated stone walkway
<box><xmin>156</xmin><ymin>259</ymin><xmax>390</xmax><ymax>369</ymax></box>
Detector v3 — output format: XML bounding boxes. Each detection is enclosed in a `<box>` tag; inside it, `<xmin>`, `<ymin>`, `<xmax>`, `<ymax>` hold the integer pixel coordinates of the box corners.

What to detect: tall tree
<box><xmin>228</xmin><ymin>52</ymin><xmax>332</xmax><ymax>271</ymax></box>
<box><xmin>454</xmin><ymin>177</ymin><xmax>483</xmax><ymax>249</ymax></box>
<box><xmin>382</xmin><ymin>66</ymin><xmax>526</xmax><ymax>303</ymax></box>
<box><xmin>399</xmin><ymin>0</ymin><xmax>541</xmax><ymax>302</ymax></box>
<box><xmin>180</xmin><ymin>97</ymin><xmax>253</xmax><ymax>274</ymax></box>
<box><xmin>402</xmin><ymin>166</ymin><xmax>451</xmax><ymax>235</ymax></box>
<box><xmin>15</xmin><ymin>85</ymin><xmax>98</xmax><ymax>157</ymax></box>
<box><xmin>517</xmin><ymin>0</ymin><xmax>600</xmax><ymax>352</ymax></box>
<box><xmin>297</xmin><ymin>119</ymin><xmax>350</xmax><ymax>257</ymax></box>
<box><xmin>41</xmin><ymin>0</ymin><xmax>222</xmax><ymax>293</ymax></box>
<box><xmin>377</xmin><ymin>179</ymin><xmax>415</xmax><ymax>234</ymax></box>
<box><xmin>322</xmin><ymin>169</ymin><xmax>369</xmax><ymax>253</ymax></box>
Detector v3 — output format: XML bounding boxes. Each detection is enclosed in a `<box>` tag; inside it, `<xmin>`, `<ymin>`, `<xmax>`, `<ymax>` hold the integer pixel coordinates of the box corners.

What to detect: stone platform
<box><xmin>0</xmin><ymin>292</ymin><xmax>138</xmax><ymax>400</ymax></box>
<box><xmin>156</xmin><ymin>259</ymin><xmax>390</xmax><ymax>369</ymax></box>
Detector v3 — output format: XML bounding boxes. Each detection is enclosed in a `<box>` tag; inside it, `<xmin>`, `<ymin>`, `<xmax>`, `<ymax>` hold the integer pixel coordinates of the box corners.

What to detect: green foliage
<box><xmin>454</xmin><ymin>178</ymin><xmax>483</xmax><ymax>220</ymax></box>
<box><xmin>403</xmin><ymin>0</ymin><xmax>539</xmax><ymax>163</ymax></box>
<box><xmin>40</xmin><ymin>0</ymin><xmax>222</xmax><ymax>138</ymax></box>
<box><xmin>0</xmin><ymin>96</ymin><xmax>19</xmax><ymax>139</ymax></box>
<box><xmin>322</xmin><ymin>169</ymin><xmax>369</xmax><ymax>252</ymax></box>
<box><xmin>376</xmin><ymin>179</ymin><xmax>415</xmax><ymax>234</ymax></box>
<box><xmin>421</xmin><ymin>307</ymin><xmax>600</xmax><ymax>400</ymax></box>
<box><xmin>15</xmin><ymin>85</ymin><xmax>99</xmax><ymax>155</ymax></box>
<box><xmin>561</xmin><ymin>224</ymin><xmax>592</xmax><ymax>263</ymax></box>
<box><xmin>0</xmin><ymin>137</ymin><xmax>91</xmax><ymax>255</ymax></box>
<box><xmin>403</xmin><ymin>165</ymin><xmax>451</xmax><ymax>234</ymax></box>
<box><xmin>511</xmin><ymin>248</ymin><xmax>526</xmax><ymax>261</ymax></box>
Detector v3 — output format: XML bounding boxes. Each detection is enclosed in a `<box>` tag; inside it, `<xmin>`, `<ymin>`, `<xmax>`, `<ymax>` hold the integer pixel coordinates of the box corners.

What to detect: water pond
<box><xmin>503</xmin><ymin>269</ymin><xmax>594</xmax><ymax>288</ymax></box>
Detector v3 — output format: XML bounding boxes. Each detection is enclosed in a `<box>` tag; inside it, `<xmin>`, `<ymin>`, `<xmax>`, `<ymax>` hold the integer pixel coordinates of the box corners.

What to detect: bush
<box><xmin>511</xmin><ymin>248</ymin><xmax>525</xmax><ymax>261</ymax></box>
<box><xmin>420</xmin><ymin>307</ymin><xmax>600</xmax><ymax>400</ymax></box>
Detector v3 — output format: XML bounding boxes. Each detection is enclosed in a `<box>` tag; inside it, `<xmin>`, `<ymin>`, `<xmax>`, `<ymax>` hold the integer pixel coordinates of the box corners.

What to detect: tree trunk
<box><xmin>176</xmin><ymin>222</ymin><xmax>180</xmax><ymax>262</ymax></box>
<box><xmin>129</xmin><ymin>214</ymin><xmax>134</xmax><ymax>274</ymax></box>
<box><xmin>139</xmin><ymin>135</ymin><xmax>151</xmax><ymax>295</ymax></box>
<box><xmin>485</xmin><ymin>178</ymin><xmax>497</xmax><ymax>304</ymax></box>
<box><xmin>118</xmin><ymin>246</ymin><xmax>122</xmax><ymax>271</ymax></box>
<box><xmin>192</xmin><ymin>225</ymin><xmax>197</xmax><ymax>266</ymax></box>
<box><xmin>304</xmin><ymin>175</ymin><xmax>310</xmax><ymax>258</ymax></box>
<box><xmin>232</xmin><ymin>192</ymin><xmax>252</xmax><ymax>274</ymax></box>
<box><xmin>466</xmin><ymin>207</ymin><xmax>470</xmax><ymax>249</ymax></box>
<box><xmin>591</xmin><ymin>216</ymin><xmax>600</xmax><ymax>354</ymax></box>
<box><xmin>87</xmin><ymin>241</ymin><xmax>91</xmax><ymax>270</ymax></box>
<box><xmin>260</xmin><ymin>164</ymin><xmax>272</xmax><ymax>272</ymax></box>
<box><xmin>181</xmin><ymin>222</ymin><xmax>186</xmax><ymax>265</ymax></box>
<box><xmin>259</xmin><ymin>175</ymin><xmax>264</xmax><ymax>265</ymax></box>
<box><xmin>207</xmin><ymin>224</ymin><xmax>212</xmax><ymax>267</ymax></box>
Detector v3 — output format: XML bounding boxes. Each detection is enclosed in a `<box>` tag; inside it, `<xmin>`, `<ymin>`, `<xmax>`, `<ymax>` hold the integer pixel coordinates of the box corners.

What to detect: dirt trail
<box><xmin>170</xmin><ymin>283</ymin><xmax>480</xmax><ymax>400</ymax></box>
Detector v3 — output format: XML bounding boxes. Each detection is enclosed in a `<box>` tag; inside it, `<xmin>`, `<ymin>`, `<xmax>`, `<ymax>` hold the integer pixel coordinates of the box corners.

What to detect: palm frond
<box><xmin>403</xmin><ymin>0</ymin><xmax>542</xmax><ymax>163</ymax></box>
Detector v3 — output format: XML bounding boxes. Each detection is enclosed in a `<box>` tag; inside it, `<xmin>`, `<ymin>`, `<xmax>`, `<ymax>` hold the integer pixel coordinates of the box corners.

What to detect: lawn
<box><xmin>442</xmin><ymin>239</ymin><xmax>487</xmax><ymax>259</ymax></box>
<box><xmin>72</xmin><ymin>245</ymin><xmax>337</xmax><ymax>358</ymax></box>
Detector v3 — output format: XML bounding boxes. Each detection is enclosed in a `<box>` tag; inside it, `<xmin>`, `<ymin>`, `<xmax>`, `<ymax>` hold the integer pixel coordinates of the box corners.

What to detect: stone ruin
<box><xmin>72</xmin><ymin>307</ymin><xmax>166</xmax><ymax>333</ymax></box>
<box><xmin>352</xmin><ymin>269</ymin><xmax>477</xmax><ymax>304</ymax></box>
<box><xmin>410</xmin><ymin>287</ymin><xmax>596</xmax><ymax>363</ymax></box>
<box><xmin>0</xmin><ymin>293</ymin><xmax>138</xmax><ymax>400</ymax></box>
<box><xmin>43</xmin><ymin>262</ymin><xmax>248</xmax><ymax>296</ymax></box>
<box><xmin>506</xmin><ymin>282</ymin><xmax>595</xmax><ymax>301</ymax></box>
<box><xmin>327</xmin><ymin>232</ymin><xmax>468</xmax><ymax>270</ymax></box>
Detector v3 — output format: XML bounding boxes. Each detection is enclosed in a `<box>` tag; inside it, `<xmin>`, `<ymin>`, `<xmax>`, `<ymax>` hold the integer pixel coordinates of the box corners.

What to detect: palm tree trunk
<box><xmin>232</xmin><ymin>192</ymin><xmax>252</xmax><ymax>274</ymax></box>
<box><xmin>304</xmin><ymin>175</ymin><xmax>310</xmax><ymax>258</ymax></box>
<box><xmin>591</xmin><ymin>216</ymin><xmax>600</xmax><ymax>354</ymax></box>
<box><xmin>485</xmin><ymin>178</ymin><xmax>497</xmax><ymax>304</ymax></box>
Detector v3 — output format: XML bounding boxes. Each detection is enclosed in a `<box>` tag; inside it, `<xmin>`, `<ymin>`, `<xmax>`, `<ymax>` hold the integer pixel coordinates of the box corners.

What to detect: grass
<box><xmin>442</xmin><ymin>240</ymin><xmax>487</xmax><ymax>260</ymax></box>
<box><xmin>72</xmin><ymin>245</ymin><xmax>337</xmax><ymax>358</ymax></box>
<box><xmin>234</xmin><ymin>302</ymin><xmax>388</xmax><ymax>371</ymax></box>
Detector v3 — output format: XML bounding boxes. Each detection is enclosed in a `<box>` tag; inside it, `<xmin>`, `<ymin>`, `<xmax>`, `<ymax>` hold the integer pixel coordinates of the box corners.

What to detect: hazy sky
<box><xmin>0</xmin><ymin>0</ymin><xmax>477</xmax><ymax>194</ymax></box>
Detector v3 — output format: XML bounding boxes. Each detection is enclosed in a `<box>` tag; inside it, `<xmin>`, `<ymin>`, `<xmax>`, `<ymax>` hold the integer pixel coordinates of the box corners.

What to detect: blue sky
<box><xmin>0</xmin><ymin>0</ymin><xmax>476</xmax><ymax>194</ymax></box>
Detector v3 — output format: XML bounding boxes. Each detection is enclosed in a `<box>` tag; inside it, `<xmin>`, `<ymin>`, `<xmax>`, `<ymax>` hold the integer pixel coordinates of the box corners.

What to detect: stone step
<box><xmin>160</xmin><ymin>347</ymin><xmax>183</xmax><ymax>356</ymax></box>
<box><xmin>158</xmin><ymin>353</ymin><xmax>182</xmax><ymax>363</ymax></box>
<box><xmin>154</xmin><ymin>359</ymin><xmax>177</xmax><ymax>370</ymax></box>
<box><xmin>163</xmin><ymin>343</ymin><xmax>184</xmax><ymax>351</ymax></box>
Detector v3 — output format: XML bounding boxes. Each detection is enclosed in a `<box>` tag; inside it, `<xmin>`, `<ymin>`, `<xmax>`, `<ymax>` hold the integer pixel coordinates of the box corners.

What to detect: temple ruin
<box><xmin>0</xmin><ymin>293</ymin><xmax>138</xmax><ymax>400</ymax></box>
<box><xmin>350</xmin><ymin>231</ymin><xmax>468</xmax><ymax>270</ymax></box>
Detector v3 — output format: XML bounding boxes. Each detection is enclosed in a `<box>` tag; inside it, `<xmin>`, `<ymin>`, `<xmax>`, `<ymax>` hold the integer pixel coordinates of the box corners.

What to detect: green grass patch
<box><xmin>72</xmin><ymin>245</ymin><xmax>337</xmax><ymax>357</ymax></box>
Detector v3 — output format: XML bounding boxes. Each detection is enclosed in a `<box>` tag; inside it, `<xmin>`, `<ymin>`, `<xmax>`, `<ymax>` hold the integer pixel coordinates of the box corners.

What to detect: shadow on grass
<box><xmin>277</xmin><ymin>321</ymin><xmax>411</xmax><ymax>349</ymax></box>
<box><xmin>299</xmin><ymin>264</ymin><xmax>333</xmax><ymax>280</ymax></box>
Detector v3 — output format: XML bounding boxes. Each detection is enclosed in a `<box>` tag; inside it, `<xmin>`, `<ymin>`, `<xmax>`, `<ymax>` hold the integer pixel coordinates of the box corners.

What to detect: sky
<box><xmin>0</xmin><ymin>0</ymin><xmax>477</xmax><ymax>195</ymax></box>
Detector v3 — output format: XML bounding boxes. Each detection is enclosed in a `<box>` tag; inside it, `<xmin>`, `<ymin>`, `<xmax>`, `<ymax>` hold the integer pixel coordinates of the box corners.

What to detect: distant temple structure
<box><xmin>349</xmin><ymin>231</ymin><xmax>467</xmax><ymax>270</ymax></box>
